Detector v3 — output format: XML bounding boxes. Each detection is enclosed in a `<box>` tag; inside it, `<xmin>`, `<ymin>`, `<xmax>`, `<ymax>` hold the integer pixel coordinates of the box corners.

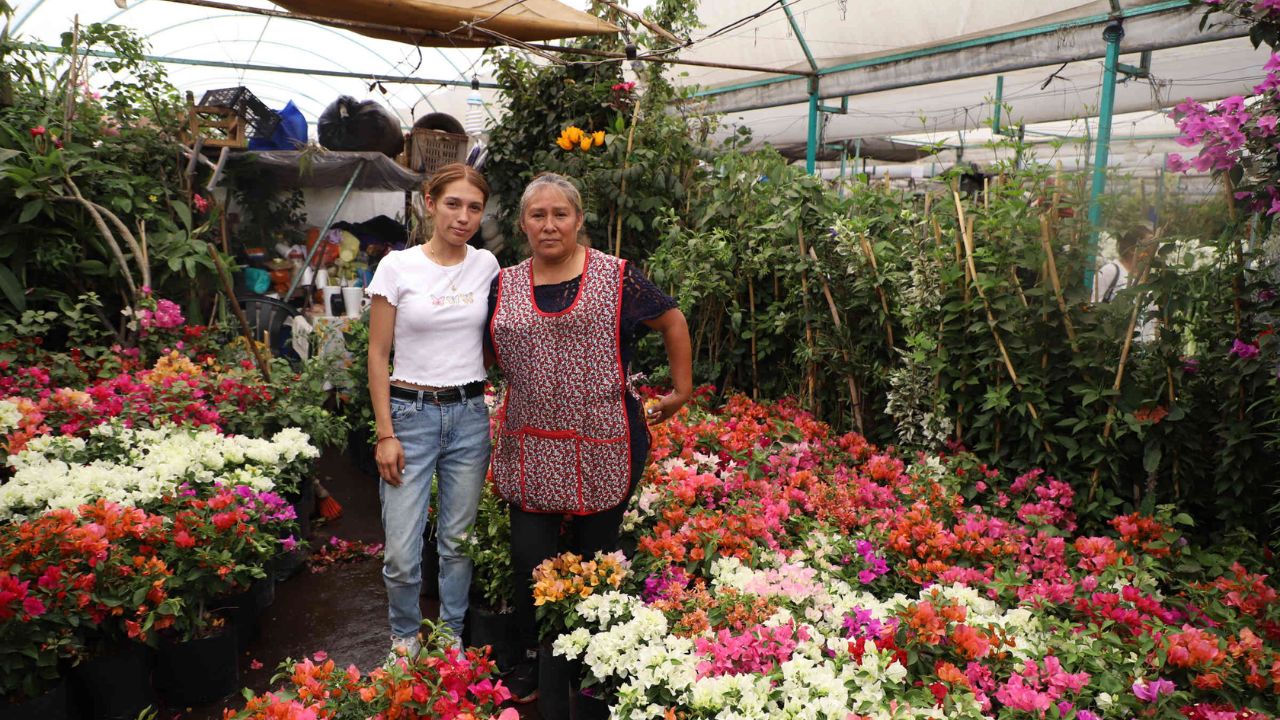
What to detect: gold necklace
<box><xmin>428</xmin><ymin>243</ymin><xmax>466</xmax><ymax>291</ymax></box>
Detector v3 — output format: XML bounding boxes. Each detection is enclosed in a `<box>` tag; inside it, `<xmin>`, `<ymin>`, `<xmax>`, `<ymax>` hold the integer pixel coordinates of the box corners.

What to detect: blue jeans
<box><xmin>380</xmin><ymin>393</ymin><xmax>490</xmax><ymax>640</ymax></box>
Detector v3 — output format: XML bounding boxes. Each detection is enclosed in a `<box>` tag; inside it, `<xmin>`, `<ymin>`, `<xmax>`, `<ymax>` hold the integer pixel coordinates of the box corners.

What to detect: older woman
<box><xmin>486</xmin><ymin>173</ymin><xmax>692</xmax><ymax>704</ymax></box>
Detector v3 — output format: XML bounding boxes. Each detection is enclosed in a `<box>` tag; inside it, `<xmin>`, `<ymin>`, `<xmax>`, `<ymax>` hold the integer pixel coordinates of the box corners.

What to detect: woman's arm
<box><xmin>367</xmin><ymin>295</ymin><xmax>405</xmax><ymax>485</ymax></box>
<box><xmin>641</xmin><ymin>307</ymin><xmax>692</xmax><ymax>424</ymax></box>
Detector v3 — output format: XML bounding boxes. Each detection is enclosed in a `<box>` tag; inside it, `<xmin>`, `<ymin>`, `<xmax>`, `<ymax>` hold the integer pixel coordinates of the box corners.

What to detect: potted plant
<box><xmin>461</xmin><ymin>485</ymin><xmax>515</xmax><ymax>667</ymax></box>
<box><xmin>150</xmin><ymin>485</ymin><xmax>285</xmax><ymax>705</ymax></box>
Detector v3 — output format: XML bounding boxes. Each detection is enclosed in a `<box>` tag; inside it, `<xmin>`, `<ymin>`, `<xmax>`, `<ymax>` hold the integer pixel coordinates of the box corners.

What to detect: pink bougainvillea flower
<box><xmin>1229</xmin><ymin>339</ymin><xmax>1260</xmax><ymax>360</ymax></box>
<box><xmin>192</xmin><ymin>193</ymin><xmax>210</xmax><ymax>213</ymax></box>
<box><xmin>1132</xmin><ymin>677</ymin><xmax>1177</xmax><ymax>702</ymax></box>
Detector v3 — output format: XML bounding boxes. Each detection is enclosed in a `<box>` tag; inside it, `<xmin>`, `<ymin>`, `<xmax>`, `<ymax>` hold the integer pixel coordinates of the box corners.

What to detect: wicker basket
<box><xmin>405</xmin><ymin>128</ymin><xmax>468</xmax><ymax>175</ymax></box>
<box><xmin>199</xmin><ymin>87</ymin><xmax>280</xmax><ymax>139</ymax></box>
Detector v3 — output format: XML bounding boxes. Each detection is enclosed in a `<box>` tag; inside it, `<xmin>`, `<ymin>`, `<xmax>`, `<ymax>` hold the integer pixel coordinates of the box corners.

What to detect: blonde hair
<box><xmin>426</xmin><ymin>163</ymin><xmax>490</xmax><ymax>204</ymax></box>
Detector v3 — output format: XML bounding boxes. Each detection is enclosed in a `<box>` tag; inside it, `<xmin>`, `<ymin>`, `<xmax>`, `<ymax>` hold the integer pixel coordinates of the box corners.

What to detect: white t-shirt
<box><xmin>366</xmin><ymin>244</ymin><xmax>500</xmax><ymax>387</ymax></box>
<box><xmin>1092</xmin><ymin>259</ymin><xmax>1157</xmax><ymax>343</ymax></box>
<box><xmin>1092</xmin><ymin>260</ymin><xmax>1130</xmax><ymax>303</ymax></box>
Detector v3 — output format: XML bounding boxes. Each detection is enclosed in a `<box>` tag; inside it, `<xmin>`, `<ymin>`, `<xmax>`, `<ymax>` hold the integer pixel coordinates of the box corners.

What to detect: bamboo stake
<box><xmin>858</xmin><ymin>234</ymin><xmax>895</xmax><ymax>351</ymax></box>
<box><xmin>1038</xmin><ymin>214</ymin><xmax>1077</xmax><ymax>348</ymax></box>
<box><xmin>62</xmin><ymin>19</ymin><xmax>81</xmax><ymax>142</ymax></box>
<box><xmin>748</xmin><ymin>278</ymin><xmax>758</xmax><ymax>400</ymax></box>
<box><xmin>953</xmin><ymin>191</ymin><xmax>1050</xmax><ymax>439</ymax></box>
<box><xmin>613</xmin><ymin>98</ymin><xmax>644</xmax><ymax>257</ymax></box>
<box><xmin>796</xmin><ymin>227</ymin><xmax>817</xmax><ymax>410</ymax></box>
<box><xmin>1009</xmin><ymin>267</ymin><xmax>1029</xmax><ymax>309</ymax></box>
<box><xmin>808</xmin><ymin>246</ymin><xmax>865</xmax><ymax>434</ymax></box>
<box><xmin>209</xmin><ymin>246</ymin><xmax>272</xmax><ymax>383</ymax></box>
<box><xmin>1087</xmin><ymin>260</ymin><xmax>1155</xmax><ymax>499</ymax></box>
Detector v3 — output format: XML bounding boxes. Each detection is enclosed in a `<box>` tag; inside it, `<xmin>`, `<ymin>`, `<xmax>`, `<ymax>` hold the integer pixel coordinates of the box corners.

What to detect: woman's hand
<box><xmin>645</xmin><ymin>393</ymin><xmax>688</xmax><ymax>425</ymax></box>
<box><xmin>376</xmin><ymin>437</ymin><xmax>406</xmax><ymax>486</ymax></box>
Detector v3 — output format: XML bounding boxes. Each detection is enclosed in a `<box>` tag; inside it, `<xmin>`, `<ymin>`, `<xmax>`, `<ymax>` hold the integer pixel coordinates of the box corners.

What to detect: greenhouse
<box><xmin>2</xmin><ymin>1</ymin><xmax>1279</xmax><ymax>719</ymax></box>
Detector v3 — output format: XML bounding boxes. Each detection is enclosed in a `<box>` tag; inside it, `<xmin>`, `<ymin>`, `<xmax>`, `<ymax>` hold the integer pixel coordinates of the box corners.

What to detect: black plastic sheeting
<box><xmin>227</xmin><ymin>150</ymin><xmax>425</xmax><ymax>192</ymax></box>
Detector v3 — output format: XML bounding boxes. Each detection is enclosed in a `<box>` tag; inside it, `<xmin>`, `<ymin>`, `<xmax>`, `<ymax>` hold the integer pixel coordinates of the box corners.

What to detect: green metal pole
<box><xmin>285</xmin><ymin>164</ymin><xmax>364</xmax><ymax>300</ymax></box>
<box><xmin>839</xmin><ymin>144</ymin><xmax>848</xmax><ymax>197</ymax></box>
<box><xmin>993</xmin><ymin>75</ymin><xmax>1004</xmax><ymax>134</ymax></box>
<box><xmin>806</xmin><ymin>81</ymin><xmax>820</xmax><ymax>175</ymax></box>
<box><xmin>1084</xmin><ymin>21</ymin><xmax>1124</xmax><ymax>293</ymax></box>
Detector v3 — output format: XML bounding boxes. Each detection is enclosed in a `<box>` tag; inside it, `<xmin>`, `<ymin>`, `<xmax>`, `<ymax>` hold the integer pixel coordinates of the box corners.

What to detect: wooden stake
<box><xmin>953</xmin><ymin>191</ymin><xmax>1050</xmax><ymax>445</ymax></box>
<box><xmin>809</xmin><ymin>246</ymin><xmax>865</xmax><ymax>434</ymax></box>
<box><xmin>796</xmin><ymin>227</ymin><xmax>817</xmax><ymax>410</ymax></box>
<box><xmin>613</xmin><ymin>97</ymin><xmax>643</xmax><ymax>257</ymax></box>
<box><xmin>209</xmin><ymin>246</ymin><xmax>272</xmax><ymax>383</ymax></box>
<box><xmin>748</xmin><ymin>278</ymin><xmax>758</xmax><ymax>400</ymax></box>
<box><xmin>1038</xmin><ymin>215</ymin><xmax>1077</xmax><ymax>348</ymax></box>
<box><xmin>1087</xmin><ymin>260</ymin><xmax>1155</xmax><ymax>499</ymax></box>
<box><xmin>858</xmin><ymin>234</ymin><xmax>894</xmax><ymax>351</ymax></box>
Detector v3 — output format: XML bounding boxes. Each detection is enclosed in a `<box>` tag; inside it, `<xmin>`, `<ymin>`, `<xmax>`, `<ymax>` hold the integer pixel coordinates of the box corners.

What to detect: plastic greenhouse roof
<box><xmin>8</xmin><ymin>0</ymin><xmax>531</xmax><ymax>132</ymax></box>
<box><xmin>671</xmin><ymin>0</ymin><xmax>1266</xmax><ymax>173</ymax></box>
<box><xmin>7</xmin><ymin>1</ymin><xmax>1268</xmax><ymax>174</ymax></box>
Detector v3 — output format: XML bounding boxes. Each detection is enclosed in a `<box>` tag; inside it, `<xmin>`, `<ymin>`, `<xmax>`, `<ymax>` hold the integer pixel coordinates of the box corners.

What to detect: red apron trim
<box><xmin>490</xmin><ymin>249</ymin><xmax>630</xmax><ymax>514</ymax></box>
<box><xmin>530</xmin><ymin>247</ymin><xmax>590</xmax><ymax>319</ymax></box>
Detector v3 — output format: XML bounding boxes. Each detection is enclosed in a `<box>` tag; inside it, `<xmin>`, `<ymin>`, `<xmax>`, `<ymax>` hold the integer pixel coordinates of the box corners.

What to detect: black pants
<box><xmin>510</xmin><ymin>432</ymin><xmax>648</xmax><ymax>649</ymax></box>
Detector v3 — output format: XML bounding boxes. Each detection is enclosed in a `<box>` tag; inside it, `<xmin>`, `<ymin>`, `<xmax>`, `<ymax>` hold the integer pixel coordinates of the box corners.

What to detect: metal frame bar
<box><xmin>284</xmin><ymin>164</ymin><xmax>364</xmax><ymax>301</ymax></box>
<box><xmin>782</xmin><ymin>1</ymin><xmax>821</xmax><ymax>174</ymax></box>
<box><xmin>1084</xmin><ymin>23</ymin><xmax>1126</xmax><ymax>293</ymax></box>
<box><xmin>17</xmin><ymin>41</ymin><xmax>501</xmax><ymax>89</ymax></box>
<box><xmin>697</xmin><ymin>0</ymin><xmax>1194</xmax><ymax>100</ymax></box>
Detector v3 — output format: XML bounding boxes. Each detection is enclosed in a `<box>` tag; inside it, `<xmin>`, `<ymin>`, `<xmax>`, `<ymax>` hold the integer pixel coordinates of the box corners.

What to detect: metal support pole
<box><xmin>783</xmin><ymin>0</ymin><xmax>821</xmax><ymax>175</ymax></box>
<box><xmin>284</xmin><ymin>163</ymin><xmax>364</xmax><ymax>300</ymax></box>
<box><xmin>1084</xmin><ymin>21</ymin><xmax>1124</xmax><ymax>292</ymax></box>
<box><xmin>993</xmin><ymin>75</ymin><xmax>1004</xmax><ymax>134</ymax></box>
<box><xmin>806</xmin><ymin>80</ymin><xmax>820</xmax><ymax>175</ymax></box>
<box><xmin>839</xmin><ymin>144</ymin><xmax>848</xmax><ymax>197</ymax></box>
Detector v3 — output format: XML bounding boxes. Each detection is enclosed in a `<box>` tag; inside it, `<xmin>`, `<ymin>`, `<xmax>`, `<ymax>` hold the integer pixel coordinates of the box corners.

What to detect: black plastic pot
<box><xmin>575</xmin><ymin>691</ymin><xmax>611</xmax><ymax>720</ymax></box>
<box><xmin>420</xmin><ymin>524</ymin><xmax>439</xmax><ymax>599</ymax></box>
<box><xmin>537</xmin><ymin>639</ymin><xmax>571</xmax><ymax>720</ymax></box>
<box><xmin>465</xmin><ymin>606</ymin><xmax>517</xmax><ymax>671</ymax></box>
<box><xmin>69</xmin><ymin>642</ymin><xmax>154</xmax><ymax>720</ymax></box>
<box><xmin>0</xmin><ymin>678</ymin><xmax>70</xmax><ymax>720</ymax></box>
<box><xmin>154</xmin><ymin>626</ymin><xmax>239</xmax><ymax>706</ymax></box>
<box><xmin>251</xmin><ymin>574</ymin><xmax>275</xmax><ymax>610</ymax></box>
<box><xmin>214</xmin><ymin>589</ymin><xmax>257</xmax><ymax>652</ymax></box>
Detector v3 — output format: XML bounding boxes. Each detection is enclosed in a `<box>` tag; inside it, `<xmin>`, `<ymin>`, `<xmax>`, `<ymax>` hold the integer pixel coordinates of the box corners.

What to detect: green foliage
<box><xmin>482</xmin><ymin>0</ymin><xmax>708</xmax><ymax>264</ymax></box>
<box><xmin>650</xmin><ymin>146</ymin><xmax>1279</xmax><ymax>539</ymax></box>
<box><xmin>461</xmin><ymin>486</ymin><xmax>513</xmax><ymax>611</ymax></box>
<box><xmin>0</xmin><ymin>21</ymin><xmax>225</xmax><ymax>331</ymax></box>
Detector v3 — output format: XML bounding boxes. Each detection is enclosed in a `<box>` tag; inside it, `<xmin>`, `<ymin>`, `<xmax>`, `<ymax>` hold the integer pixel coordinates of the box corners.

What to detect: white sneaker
<box><xmin>389</xmin><ymin>634</ymin><xmax>421</xmax><ymax>660</ymax></box>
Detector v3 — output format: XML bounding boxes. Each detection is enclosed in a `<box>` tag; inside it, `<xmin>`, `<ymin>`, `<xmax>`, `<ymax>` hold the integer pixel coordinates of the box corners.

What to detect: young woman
<box><xmin>486</xmin><ymin>172</ymin><xmax>693</xmax><ymax>704</ymax></box>
<box><xmin>366</xmin><ymin>163</ymin><xmax>500</xmax><ymax>656</ymax></box>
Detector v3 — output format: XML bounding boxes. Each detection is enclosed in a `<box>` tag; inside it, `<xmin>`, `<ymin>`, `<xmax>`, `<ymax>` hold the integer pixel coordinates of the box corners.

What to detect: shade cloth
<box><xmin>273</xmin><ymin>0</ymin><xmax>619</xmax><ymax>47</ymax></box>
<box><xmin>228</xmin><ymin>151</ymin><xmax>425</xmax><ymax>192</ymax></box>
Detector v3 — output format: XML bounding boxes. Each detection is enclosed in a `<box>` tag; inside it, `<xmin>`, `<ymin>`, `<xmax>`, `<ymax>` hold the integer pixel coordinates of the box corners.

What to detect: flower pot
<box><xmin>154</xmin><ymin>626</ymin><xmax>239</xmax><ymax>706</ymax></box>
<box><xmin>289</xmin><ymin>478</ymin><xmax>316</xmax><ymax>541</ymax></box>
<box><xmin>0</xmin><ymin>678</ymin><xmax>69</xmax><ymax>720</ymax></box>
<box><xmin>251</xmin><ymin>574</ymin><xmax>275</xmax><ymax>610</ymax></box>
<box><xmin>272</xmin><ymin>547</ymin><xmax>307</xmax><ymax>582</ymax></box>
<box><xmin>574</xmin><ymin>690</ymin><xmax>611</xmax><ymax>720</ymax></box>
<box><xmin>420</xmin><ymin>525</ymin><xmax>439</xmax><ymax>599</ymax></box>
<box><xmin>537</xmin><ymin>639</ymin><xmax>571</xmax><ymax>720</ymax></box>
<box><xmin>215</xmin><ymin>589</ymin><xmax>258</xmax><ymax>652</ymax></box>
<box><xmin>69</xmin><ymin>642</ymin><xmax>154</xmax><ymax>720</ymax></box>
<box><xmin>465</xmin><ymin>606</ymin><xmax>517</xmax><ymax>671</ymax></box>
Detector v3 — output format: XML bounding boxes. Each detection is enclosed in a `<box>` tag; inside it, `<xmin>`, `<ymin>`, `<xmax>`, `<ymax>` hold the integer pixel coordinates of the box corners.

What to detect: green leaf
<box><xmin>0</xmin><ymin>263</ymin><xmax>26</xmax><ymax>312</ymax></box>
<box><xmin>18</xmin><ymin>200</ymin><xmax>43</xmax><ymax>224</ymax></box>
